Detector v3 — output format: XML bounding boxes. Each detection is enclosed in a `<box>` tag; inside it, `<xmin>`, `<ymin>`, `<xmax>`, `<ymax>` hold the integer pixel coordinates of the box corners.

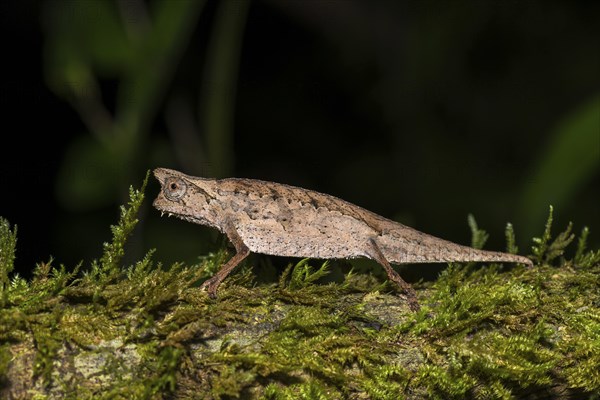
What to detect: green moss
<box><xmin>390</xmin><ymin>209</ymin><xmax>600</xmax><ymax>398</ymax></box>
<box><xmin>0</xmin><ymin>343</ymin><xmax>11</xmax><ymax>386</ymax></box>
<box><xmin>531</xmin><ymin>205</ymin><xmax>575</xmax><ymax>265</ymax></box>
<box><xmin>0</xmin><ymin>218</ymin><xmax>17</xmax><ymax>308</ymax></box>
<box><xmin>1</xmin><ymin>182</ymin><xmax>599</xmax><ymax>399</ymax></box>
<box><xmin>83</xmin><ymin>171</ymin><xmax>150</xmax><ymax>300</ymax></box>
<box><xmin>200</xmin><ymin>291</ymin><xmax>409</xmax><ymax>399</ymax></box>
<box><xmin>31</xmin><ymin>315</ymin><xmax>62</xmax><ymax>386</ymax></box>
<box><xmin>575</xmin><ymin>226</ymin><xmax>600</xmax><ymax>268</ymax></box>
<box><xmin>280</xmin><ymin>259</ymin><xmax>332</xmax><ymax>290</ymax></box>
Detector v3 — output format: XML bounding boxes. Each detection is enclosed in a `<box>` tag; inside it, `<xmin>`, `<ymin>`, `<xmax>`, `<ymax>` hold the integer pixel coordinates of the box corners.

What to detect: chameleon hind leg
<box><xmin>366</xmin><ymin>238</ymin><xmax>420</xmax><ymax>311</ymax></box>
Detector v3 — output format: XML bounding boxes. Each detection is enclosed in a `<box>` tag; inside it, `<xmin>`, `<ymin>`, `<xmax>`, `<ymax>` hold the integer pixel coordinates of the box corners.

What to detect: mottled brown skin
<box><xmin>153</xmin><ymin>168</ymin><xmax>532</xmax><ymax>311</ymax></box>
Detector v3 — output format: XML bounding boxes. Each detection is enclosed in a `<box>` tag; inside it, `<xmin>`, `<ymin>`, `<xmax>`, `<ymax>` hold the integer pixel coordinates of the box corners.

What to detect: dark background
<box><xmin>1</xmin><ymin>0</ymin><xmax>598</xmax><ymax>280</ymax></box>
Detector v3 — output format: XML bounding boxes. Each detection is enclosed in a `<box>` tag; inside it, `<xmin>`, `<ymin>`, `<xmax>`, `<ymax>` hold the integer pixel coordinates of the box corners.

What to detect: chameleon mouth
<box><xmin>158</xmin><ymin>209</ymin><xmax>204</xmax><ymax>225</ymax></box>
<box><xmin>159</xmin><ymin>210</ymin><xmax>179</xmax><ymax>219</ymax></box>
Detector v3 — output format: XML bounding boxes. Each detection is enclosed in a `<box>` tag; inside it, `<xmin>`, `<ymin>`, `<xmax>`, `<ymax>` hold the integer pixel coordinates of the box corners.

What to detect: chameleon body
<box><xmin>153</xmin><ymin>168</ymin><xmax>532</xmax><ymax>310</ymax></box>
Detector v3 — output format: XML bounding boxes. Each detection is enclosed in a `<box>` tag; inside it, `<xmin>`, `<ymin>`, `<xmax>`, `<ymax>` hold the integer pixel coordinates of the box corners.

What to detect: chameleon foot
<box><xmin>200</xmin><ymin>277</ymin><xmax>220</xmax><ymax>298</ymax></box>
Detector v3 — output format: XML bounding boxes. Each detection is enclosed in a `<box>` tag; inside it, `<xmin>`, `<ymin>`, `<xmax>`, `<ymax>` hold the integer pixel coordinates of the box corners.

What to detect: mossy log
<box><xmin>1</xmin><ymin>258</ymin><xmax>599</xmax><ymax>400</ymax></box>
<box><xmin>1</xmin><ymin>181</ymin><xmax>598</xmax><ymax>399</ymax></box>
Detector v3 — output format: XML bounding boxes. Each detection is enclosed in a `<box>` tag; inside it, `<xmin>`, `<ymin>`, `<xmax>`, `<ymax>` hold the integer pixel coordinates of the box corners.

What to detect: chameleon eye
<box><xmin>164</xmin><ymin>177</ymin><xmax>187</xmax><ymax>200</ymax></box>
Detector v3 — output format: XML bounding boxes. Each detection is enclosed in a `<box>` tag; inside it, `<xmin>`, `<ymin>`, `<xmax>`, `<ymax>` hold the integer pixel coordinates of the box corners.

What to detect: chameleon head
<box><xmin>153</xmin><ymin>167</ymin><xmax>187</xmax><ymax>212</ymax></box>
<box><xmin>152</xmin><ymin>168</ymin><xmax>212</xmax><ymax>224</ymax></box>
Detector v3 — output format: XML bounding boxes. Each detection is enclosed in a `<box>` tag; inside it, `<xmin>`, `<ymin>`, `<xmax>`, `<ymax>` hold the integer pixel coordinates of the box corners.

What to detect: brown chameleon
<box><xmin>153</xmin><ymin>168</ymin><xmax>532</xmax><ymax>311</ymax></box>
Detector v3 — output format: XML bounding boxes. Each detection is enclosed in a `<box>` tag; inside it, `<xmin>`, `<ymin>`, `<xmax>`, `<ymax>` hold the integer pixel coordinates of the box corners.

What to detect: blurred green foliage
<box><xmin>520</xmin><ymin>96</ymin><xmax>600</xmax><ymax>239</ymax></box>
<box><xmin>41</xmin><ymin>1</ymin><xmax>599</xmax><ymax>266</ymax></box>
<box><xmin>44</xmin><ymin>0</ymin><xmax>207</xmax><ymax>209</ymax></box>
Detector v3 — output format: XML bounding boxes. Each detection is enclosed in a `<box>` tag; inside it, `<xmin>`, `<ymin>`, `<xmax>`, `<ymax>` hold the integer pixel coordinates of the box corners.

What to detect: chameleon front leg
<box><xmin>366</xmin><ymin>238</ymin><xmax>420</xmax><ymax>312</ymax></box>
<box><xmin>200</xmin><ymin>224</ymin><xmax>250</xmax><ymax>297</ymax></box>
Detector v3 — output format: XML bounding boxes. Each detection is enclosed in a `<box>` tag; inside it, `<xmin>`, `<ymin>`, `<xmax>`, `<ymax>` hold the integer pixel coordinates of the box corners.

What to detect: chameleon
<box><xmin>153</xmin><ymin>167</ymin><xmax>532</xmax><ymax>311</ymax></box>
